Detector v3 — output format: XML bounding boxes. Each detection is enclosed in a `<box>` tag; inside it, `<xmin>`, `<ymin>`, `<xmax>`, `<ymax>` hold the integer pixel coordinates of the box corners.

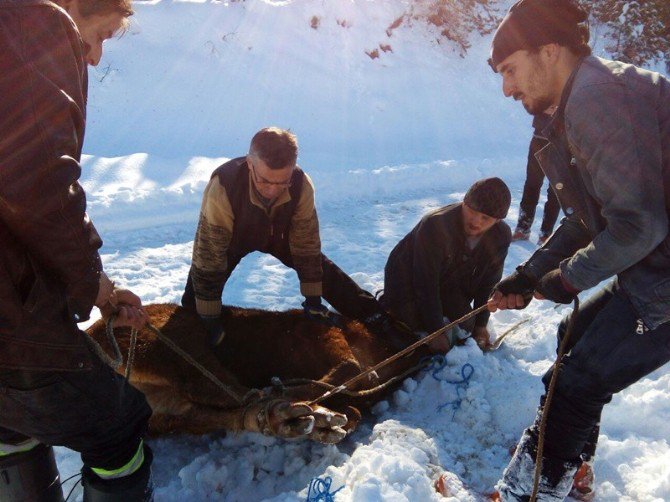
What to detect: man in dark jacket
<box><xmin>512</xmin><ymin>111</ymin><xmax>561</xmax><ymax>245</ymax></box>
<box><xmin>487</xmin><ymin>0</ymin><xmax>670</xmax><ymax>500</ymax></box>
<box><xmin>0</xmin><ymin>0</ymin><xmax>153</xmax><ymax>500</ymax></box>
<box><xmin>380</xmin><ymin>178</ymin><xmax>512</xmax><ymax>353</ymax></box>
<box><xmin>182</xmin><ymin>127</ymin><xmax>405</xmax><ymax>346</ymax></box>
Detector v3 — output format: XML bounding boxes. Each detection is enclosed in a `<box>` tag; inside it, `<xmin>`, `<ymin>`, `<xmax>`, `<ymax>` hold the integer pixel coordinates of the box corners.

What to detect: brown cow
<box><xmin>85</xmin><ymin>304</ymin><xmax>428</xmax><ymax>444</ymax></box>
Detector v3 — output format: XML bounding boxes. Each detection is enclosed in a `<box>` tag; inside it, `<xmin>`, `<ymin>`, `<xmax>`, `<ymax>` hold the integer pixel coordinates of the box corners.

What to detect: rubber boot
<box><xmin>0</xmin><ymin>443</ymin><xmax>64</xmax><ymax>501</ymax></box>
<box><xmin>82</xmin><ymin>445</ymin><xmax>154</xmax><ymax>502</ymax></box>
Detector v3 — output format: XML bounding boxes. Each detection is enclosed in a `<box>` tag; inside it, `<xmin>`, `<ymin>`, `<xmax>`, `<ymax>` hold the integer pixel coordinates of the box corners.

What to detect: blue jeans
<box><xmin>541</xmin><ymin>280</ymin><xmax>670</xmax><ymax>461</ymax></box>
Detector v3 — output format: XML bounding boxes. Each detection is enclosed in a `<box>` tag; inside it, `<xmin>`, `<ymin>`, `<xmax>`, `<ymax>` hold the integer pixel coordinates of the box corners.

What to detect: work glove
<box><xmin>200</xmin><ymin>315</ymin><xmax>225</xmax><ymax>347</ymax></box>
<box><xmin>536</xmin><ymin>269</ymin><xmax>579</xmax><ymax>304</ymax></box>
<box><xmin>302</xmin><ymin>296</ymin><xmax>341</xmax><ymax>327</ymax></box>
<box><xmin>493</xmin><ymin>267</ymin><xmax>537</xmax><ymax>310</ymax></box>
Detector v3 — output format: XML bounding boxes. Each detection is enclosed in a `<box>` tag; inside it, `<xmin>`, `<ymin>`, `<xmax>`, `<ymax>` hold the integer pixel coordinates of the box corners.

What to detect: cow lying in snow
<box><xmin>86</xmin><ymin>304</ymin><xmax>427</xmax><ymax>444</ymax></box>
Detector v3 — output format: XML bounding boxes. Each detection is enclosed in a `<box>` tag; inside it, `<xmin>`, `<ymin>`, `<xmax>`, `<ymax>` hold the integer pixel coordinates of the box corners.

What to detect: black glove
<box><xmin>302</xmin><ymin>296</ymin><xmax>341</xmax><ymax>327</ymax></box>
<box><xmin>536</xmin><ymin>269</ymin><xmax>579</xmax><ymax>304</ymax></box>
<box><xmin>200</xmin><ymin>315</ymin><xmax>225</xmax><ymax>347</ymax></box>
<box><xmin>494</xmin><ymin>267</ymin><xmax>536</xmax><ymax>309</ymax></box>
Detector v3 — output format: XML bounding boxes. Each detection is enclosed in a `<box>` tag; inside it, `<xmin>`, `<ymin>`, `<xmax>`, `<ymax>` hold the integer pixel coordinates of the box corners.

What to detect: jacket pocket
<box><xmin>653</xmin><ymin>277</ymin><xmax>670</xmax><ymax>303</ymax></box>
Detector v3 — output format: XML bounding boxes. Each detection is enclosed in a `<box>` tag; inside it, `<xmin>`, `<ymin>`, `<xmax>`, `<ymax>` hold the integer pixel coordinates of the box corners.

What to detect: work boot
<box><xmin>0</xmin><ymin>443</ymin><xmax>64</xmax><ymax>501</ymax></box>
<box><xmin>512</xmin><ymin>228</ymin><xmax>530</xmax><ymax>241</ymax></box>
<box><xmin>495</xmin><ymin>427</ymin><xmax>580</xmax><ymax>501</ymax></box>
<box><xmin>82</xmin><ymin>445</ymin><xmax>153</xmax><ymax>502</ymax></box>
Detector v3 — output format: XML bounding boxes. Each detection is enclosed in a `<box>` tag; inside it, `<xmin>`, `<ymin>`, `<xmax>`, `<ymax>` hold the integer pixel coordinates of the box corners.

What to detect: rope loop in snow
<box><xmin>425</xmin><ymin>360</ymin><xmax>475</xmax><ymax>419</ymax></box>
<box><xmin>305</xmin><ymin>476</ymin><xmax>344</xmax><ymax>502</ymax></box>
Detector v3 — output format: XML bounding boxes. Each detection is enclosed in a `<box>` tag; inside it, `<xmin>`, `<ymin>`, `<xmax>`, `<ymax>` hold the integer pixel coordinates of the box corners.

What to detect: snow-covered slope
<box><xmin>85</xmin><ymin>0</ymin><xmax>532</xmax><ymax>168</ymax></box>
<box><xmin>53</xmin><ymin>1</ymin><xmax>670</xmax><ymax>500</ymax></box>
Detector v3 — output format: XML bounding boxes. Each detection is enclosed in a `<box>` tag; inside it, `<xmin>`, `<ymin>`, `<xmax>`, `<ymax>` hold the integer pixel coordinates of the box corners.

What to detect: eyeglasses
<box><xmin>250</xmin><ymin>161</ymin><xmax>293</xmax><ymax>188</ymax></box>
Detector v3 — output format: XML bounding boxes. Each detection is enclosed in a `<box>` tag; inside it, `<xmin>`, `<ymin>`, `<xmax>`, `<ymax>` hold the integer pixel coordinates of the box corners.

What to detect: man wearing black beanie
<box><xmin>487</xmin><ymin>0</ymin><xmax>670</xmax><ymax>500</ymax></box>
<box><xmin>380</xmin><ymin>178</ymin><xmax>512</xmax><ymax>353</ymax></box>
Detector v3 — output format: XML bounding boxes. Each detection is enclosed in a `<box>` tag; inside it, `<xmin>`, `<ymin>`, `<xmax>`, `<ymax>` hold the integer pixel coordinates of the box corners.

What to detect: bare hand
<box><xmin>471</xmin><ymin>326</ymin><xmax>492</xmax><ymax>351</ymax></box>
<box><xmin>428</xmin><ymin>335</ymin><xmax>451</xmax><ymax>354</ymax></box>
<box><xmin>99</xmin><ymin>288</ymin><xmax>148</xmax><ymax>330</ymax></box>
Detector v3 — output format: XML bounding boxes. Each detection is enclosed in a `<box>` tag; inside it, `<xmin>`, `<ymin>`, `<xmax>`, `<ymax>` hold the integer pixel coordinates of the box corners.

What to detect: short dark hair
<box><xmin>249</xmin><ymin>127</ymin><xmax>298</xmax><ymax>170</ymax></box>
<box><xmin>567</xmin><ymin>25</ymin><xmax>592</xmax><ymax>58</ymax></box>
<box><xmin>78</xmin><ymin>0</ymin><xmax>133</xmax><ymax>19</ymax></box>
<box><xmin>527</xmin><ymin>25</ymin><xmax>591</xmax><ymax>58</ymax></box>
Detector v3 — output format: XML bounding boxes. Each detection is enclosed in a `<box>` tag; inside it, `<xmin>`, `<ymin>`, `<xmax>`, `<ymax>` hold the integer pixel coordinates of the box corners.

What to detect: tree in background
<box><xmin>589</xmin><ymin>0</ymin><xmax>670</xmax><ymax>72</ymax></box>
<box><xmin>398</xmin><ymin>0</ymin><xmax>669</xmax><ymax>71</ymax></box>
<box><xmin>389</xmin><ymin>0</ymin><xmax>504</xmax><ymax>57</ymax></box>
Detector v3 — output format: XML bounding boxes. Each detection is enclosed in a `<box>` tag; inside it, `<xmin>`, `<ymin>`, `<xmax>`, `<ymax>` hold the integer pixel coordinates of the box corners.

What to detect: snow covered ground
<box><xmin>55</xmin><ymin>1</ymin><xmax>669</xmax><ymax>500</ymax></box>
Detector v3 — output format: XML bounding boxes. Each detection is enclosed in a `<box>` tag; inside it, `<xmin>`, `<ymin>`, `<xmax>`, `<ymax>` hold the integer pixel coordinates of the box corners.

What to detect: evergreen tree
<box><xmin>588</xmin><ymin>0</ymin><xmax>670</xmax><ymax>72</ymax></box>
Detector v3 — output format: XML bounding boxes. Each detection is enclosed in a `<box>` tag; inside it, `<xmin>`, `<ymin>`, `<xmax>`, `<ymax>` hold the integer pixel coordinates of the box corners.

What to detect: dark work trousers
<box><xmin>0</xmin><ymin>346</ymin><xmax>152</xmax><ymax>471</ymax></box>
<box><xmin>517</xmin><ymin>136</ymin><xmax>561</xmax><ymax>236</ymax></box>
<box><xmin>539</xmin><ymin>281</ymin><xmax>670</xmax><ymax>462</ymax></box>
<box><xmin>183</xmin><ymin>253</ymin><xmax>383</xmax><ymax>321</ymax></box>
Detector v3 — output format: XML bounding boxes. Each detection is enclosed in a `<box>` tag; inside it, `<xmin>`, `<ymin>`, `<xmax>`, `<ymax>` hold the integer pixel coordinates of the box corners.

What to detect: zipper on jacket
<box><xmin>635</xmin><ymin>319</ymin><xmax>648</xmax><ymax>335</ymax></box>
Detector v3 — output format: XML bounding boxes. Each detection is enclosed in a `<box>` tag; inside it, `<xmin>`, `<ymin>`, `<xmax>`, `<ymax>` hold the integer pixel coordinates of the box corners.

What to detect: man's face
<box><xmin>462</xmin><ymin>203</ymin><xmax>499</xmax><ymax>237</ymax></box>
<box><xmin>247</xmin><ymin>156</ymin><xmax>294</xmax><ymax>201</ymax></box>
<box><xmin>64</xmin><ymin>0</ymin><xmax>126</xmax><ymax>66</ymax></box>
<box><xmin>496</xmin><ymin>49</ymin><xmax>554</xmax><ymax>115</ymax></box>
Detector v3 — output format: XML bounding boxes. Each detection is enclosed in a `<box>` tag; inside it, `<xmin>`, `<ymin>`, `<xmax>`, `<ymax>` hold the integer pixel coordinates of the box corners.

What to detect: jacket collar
<box><xmin>541</xmin><ymin>56</ymin><xmax>586</xmax><ymax>141</ymax></box>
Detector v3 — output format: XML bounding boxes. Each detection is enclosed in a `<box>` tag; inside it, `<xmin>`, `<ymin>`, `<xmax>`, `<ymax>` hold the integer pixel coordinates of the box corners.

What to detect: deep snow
<box><xmin>52</xmin><ymin>1</ymin><xmax>669</xmax><ymax>501</ymax></box>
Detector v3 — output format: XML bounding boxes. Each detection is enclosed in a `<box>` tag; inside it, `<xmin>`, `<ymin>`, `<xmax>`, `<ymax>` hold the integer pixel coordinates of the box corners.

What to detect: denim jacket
<box><xmin>523</xmin><ymin>56</ymin><xmax>670</xmax><ymax>329</ymax></box>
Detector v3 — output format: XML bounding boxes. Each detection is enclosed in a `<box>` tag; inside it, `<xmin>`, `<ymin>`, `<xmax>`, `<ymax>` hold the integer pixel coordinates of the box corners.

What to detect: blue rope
<box><xmin>422</xmin><ymin>359</ymin><xmax>475</xmax><ymax>419</ymax></box>
<box><xmin>305</xmin><ymin>476</ymin><xmax>344</xmax><ymax>502</ymax></box>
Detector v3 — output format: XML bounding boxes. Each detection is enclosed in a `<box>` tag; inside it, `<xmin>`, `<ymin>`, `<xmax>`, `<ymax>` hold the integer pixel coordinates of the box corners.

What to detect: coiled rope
<box><xmin>305</xmin><ymin>476</ymin><xmax>343</xmax><ymax>502</ymax></box>
<box><xmin>423</xmin><ymin>357</ymin><xmax>475</xmax><ymax>418</ymax></box>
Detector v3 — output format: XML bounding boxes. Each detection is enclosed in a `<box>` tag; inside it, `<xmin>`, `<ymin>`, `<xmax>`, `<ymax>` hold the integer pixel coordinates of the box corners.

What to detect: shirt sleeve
<box><xmin>289</xmin><ymin>173</ymin><xmax>323</xmax><ymax>297</ymax></box>
<box><xmin>191</xmin><ymin>178</ymin><xmax>235</xmax><ymax>316</ymax></box>
<box><xmin>473</xmin><ymin>227</ymin><xmax>511</xmax><ymax>327</ymax></box>
<box><xmin>523</xmin><ymin>216</ymin><xmax>592</xmax><ymax>282</ymax></box>
<box><xmin>412</xmin><ymin>217</ymin><xmax>447</xmax><ymax>333</ymax></box>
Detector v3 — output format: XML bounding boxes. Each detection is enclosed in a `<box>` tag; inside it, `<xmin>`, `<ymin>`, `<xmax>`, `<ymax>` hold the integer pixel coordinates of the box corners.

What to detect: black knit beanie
<box><xmin>463</xmin><ymin>178</ymin><xmax>511</xmax><ymax>219</ymax></box>
<box><xmin>488</xmin><ymin>0</ymin><xmax>589</xmax><ymax>72</ymax></box>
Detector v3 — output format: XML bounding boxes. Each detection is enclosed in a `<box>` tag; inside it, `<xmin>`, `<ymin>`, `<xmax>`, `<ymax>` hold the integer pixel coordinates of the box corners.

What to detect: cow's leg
<box><xmin>321</xmin><ymin>358</ymin><xmax>362</xmax><ymax>385</ymax></box>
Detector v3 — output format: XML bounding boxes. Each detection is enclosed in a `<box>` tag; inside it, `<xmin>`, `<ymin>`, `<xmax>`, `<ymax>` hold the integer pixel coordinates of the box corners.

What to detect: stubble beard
<box><xmin>521</xmin><ymin>57</ymin><xmax>554</xmax><ymax>115</ymax></box>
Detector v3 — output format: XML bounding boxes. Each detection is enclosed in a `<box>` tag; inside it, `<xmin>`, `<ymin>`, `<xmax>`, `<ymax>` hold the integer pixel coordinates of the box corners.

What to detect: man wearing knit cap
<box><xmin>487</xmin><ymin>0</ymin><xmax>670</xmax><ymax>500</ymax></box>
<box><xmin>380</xmin><ymin>178</ymin><xmax>512</xmax><ymax>353</ymax></box>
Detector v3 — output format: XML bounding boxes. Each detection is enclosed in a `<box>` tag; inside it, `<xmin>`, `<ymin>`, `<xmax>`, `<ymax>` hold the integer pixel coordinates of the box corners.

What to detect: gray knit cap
<box><xmin>463</xmin><ymin>177</ymin><xmax>511</xmax><ymax>219</ymax></box>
